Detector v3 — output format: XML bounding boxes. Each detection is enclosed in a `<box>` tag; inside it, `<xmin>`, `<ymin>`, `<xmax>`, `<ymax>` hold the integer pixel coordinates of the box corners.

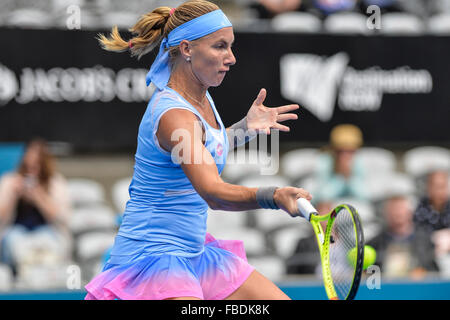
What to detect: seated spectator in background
<box><xmin>286</xmin><ymin>230</ymin><xmax>319</xmax><ymax>275</ymax></box>
<box><xmin>250</xmin><ymin>0</ymin><xmax>305</xmax><ymax>19</ymax></box>
<box><xmin>311</xmin><ymin>124</ymin><xmax>367</xmax><ymax>204</ymax></box>
<box><xmin>369</xmin><ymin>195</ymin><xmax>438</xmax><ymax>279</ymax></box>
<box><xmin>249</xmin><ymin>0</ymin><xmax>360</xmax><ymax>21</ymax></box>
<box><xmin>310</xmin><ymin>0</ymin><xmax>358</xmax><ymax>17</ymax></box>
<box><xmin>414</xmin><ymin>170</ymin><xmax>450</xmax><ymax>259</ymax></box>
<box><xmin>360</xmin><ymin>0</ymin><xmax>442</xmax><ymax>19</ymax></box>
<box><xmin>287</xmin><ymin>125</ymin><xmax>366</xmax><ymax>274</ymax></box>
<box><xmin>359</xmin><ymin>0</ymin><xmax>403</xmax><ymax>14</ymax></box>
<box><xmin>0</xmin><ymin>139</ymin><xmax>72</xmax><ymax>273</ymax></box>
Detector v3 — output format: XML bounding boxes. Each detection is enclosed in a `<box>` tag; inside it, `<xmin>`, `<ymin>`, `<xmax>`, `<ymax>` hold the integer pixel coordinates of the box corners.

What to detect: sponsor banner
<box><xmin>0</xmin><ymin>29</ymin><xmax>449</xmax><ymax>151</ymax></box>
<box><xmin>280</xmin><ymin>53</ymin><xmax>433</xmax><ymax>121</ymax></box>
<box><xmin>0</xmin><ymin>28</ymin><xmax>156</xmax><ymax>151</ymax></box>
<box><xmin>213</xmin><ymin>33</ymin><xmax>449</xmax><ymax>146</ymax></box>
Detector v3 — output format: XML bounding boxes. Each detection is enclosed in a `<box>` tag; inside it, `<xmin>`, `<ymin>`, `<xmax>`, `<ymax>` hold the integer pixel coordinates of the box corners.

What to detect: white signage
<box><xmin>0</xmin><ymin>64</ymin><xmax>154</xmax><ymax>106</ymax></box>
<box><xmin>280</xmin><ymin>52</ymin><xmax>433</xmax><ymax>122</ymax></box>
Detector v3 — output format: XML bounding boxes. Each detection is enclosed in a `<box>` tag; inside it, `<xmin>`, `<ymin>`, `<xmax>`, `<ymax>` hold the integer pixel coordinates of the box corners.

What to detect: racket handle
<box><xmin>296</xmin><ymin>198</ymin><xmax>318</xmax><ymax>221</ymax></box>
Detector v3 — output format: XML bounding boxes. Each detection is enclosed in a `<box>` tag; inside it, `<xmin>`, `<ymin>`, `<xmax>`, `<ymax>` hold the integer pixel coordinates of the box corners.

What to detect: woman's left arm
<box><xmin>226</xmin><ymin>88</ymin><xmax>299</xmax><ymax>149</ymax></box>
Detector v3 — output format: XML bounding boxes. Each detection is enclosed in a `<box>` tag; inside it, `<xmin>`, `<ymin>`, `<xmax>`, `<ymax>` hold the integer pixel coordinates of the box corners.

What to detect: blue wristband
<box><xmin>256</xmin><ymin>186</ymin><xmax>279</xmax><ymax>210</ymax></box>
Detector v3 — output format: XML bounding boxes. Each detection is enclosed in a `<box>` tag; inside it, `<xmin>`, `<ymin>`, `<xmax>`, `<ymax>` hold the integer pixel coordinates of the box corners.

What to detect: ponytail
<box><xmin>97</xmin><ymin>7</ymin><xmax>171</xmax><ymax>59</ymax></box>
<box><xmin>96</xmin><ymin>1</ymin><xmax>220</xmax><ymax>60</ymax></box>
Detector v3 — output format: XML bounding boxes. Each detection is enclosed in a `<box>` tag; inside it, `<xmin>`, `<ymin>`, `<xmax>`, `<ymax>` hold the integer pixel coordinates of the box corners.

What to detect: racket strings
<box><xmin>329</xmin><ymin>208</ymin><xmax>357</xmax><ymax>300</ymax></box>
<box><xmin>330</xmin><ymin>248</ymin><xmax>353</xmax><ymax>298</ymax></box>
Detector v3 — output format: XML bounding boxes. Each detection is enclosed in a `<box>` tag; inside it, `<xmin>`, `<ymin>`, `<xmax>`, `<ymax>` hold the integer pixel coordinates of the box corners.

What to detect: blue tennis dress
<box><xmin>85</xmin><ymin>87</ymin><xmax>254</xmax><ymax>300</ymax></box>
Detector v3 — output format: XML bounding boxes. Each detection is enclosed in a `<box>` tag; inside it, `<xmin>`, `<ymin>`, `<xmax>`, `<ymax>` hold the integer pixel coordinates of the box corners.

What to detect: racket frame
<box><xmin>309</xmin><ymin>204</ymin><xmax>364</xmax><ymax>300</ymax></box>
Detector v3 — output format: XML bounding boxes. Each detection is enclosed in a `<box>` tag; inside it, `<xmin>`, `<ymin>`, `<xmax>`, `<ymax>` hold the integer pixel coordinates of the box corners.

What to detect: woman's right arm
<box><xmin>156</xmin><ymin>109</ymin><xmax>312</xmax><ymax>215</ymax></box>
<box><xmin>0</xmin><ymin>174</ymin><xmax>23</xmax><ymax>228</ymax></box>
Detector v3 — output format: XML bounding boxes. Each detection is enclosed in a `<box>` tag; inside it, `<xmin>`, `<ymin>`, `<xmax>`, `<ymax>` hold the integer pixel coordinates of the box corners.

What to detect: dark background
<box><xmin>1</xmin><ymin>28</ymin><xmax>449</xmax><ymax>152</ymax></box>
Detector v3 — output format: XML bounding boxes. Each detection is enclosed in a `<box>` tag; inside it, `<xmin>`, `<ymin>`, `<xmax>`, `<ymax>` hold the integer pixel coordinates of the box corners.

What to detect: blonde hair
<box><xmin>97</xmin><ymin>0</ymin><xmax>219</xmax><ymax>60</ymax></box>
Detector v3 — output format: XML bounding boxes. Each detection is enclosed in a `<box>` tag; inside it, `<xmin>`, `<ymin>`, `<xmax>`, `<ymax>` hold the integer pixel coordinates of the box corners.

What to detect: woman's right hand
<box><xmin>273</xmin><ymin>186</ymin><xmax>312</xmax><ymax>217</ymax></box>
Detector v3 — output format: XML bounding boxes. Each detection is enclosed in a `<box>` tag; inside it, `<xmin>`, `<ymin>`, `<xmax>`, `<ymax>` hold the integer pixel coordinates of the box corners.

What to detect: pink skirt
<box><xmin>84</xmin><ymin>233</ymin><xmax>255</xmax><ymax>300</ymax></box>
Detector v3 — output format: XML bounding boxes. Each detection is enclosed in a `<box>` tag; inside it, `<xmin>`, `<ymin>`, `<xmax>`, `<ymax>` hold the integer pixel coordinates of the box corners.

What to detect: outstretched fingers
<box><xmin>276</xmin><ymin>113</ymin><xmax>298</xmax><ymax>122</ymax></box>
<box><xmin>271</xmin><ymin>123</ymin><xmax>290</xmax><ymax>132</ymax></box>
<box><xmin>253</xmin><ymin>88</ymin><xmax>267</xmax><ymax>106</ymax></box>
<box><xmin>275</xmin><ymin>104</ymin><xmax>300</xmax><ymax>114</ymax></box>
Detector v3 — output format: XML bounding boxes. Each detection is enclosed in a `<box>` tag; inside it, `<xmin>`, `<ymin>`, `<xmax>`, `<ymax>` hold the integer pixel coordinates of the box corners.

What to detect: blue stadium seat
<box><xmin>0</xmin><ymin>143</ymin><xmax>25</xmax><ymax>177</ymax></box>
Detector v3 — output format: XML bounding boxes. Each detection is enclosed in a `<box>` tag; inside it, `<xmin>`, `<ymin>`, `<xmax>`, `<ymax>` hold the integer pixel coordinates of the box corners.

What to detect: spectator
<box><xmin>285</xmin><ymin>231</ymin><xmax>319</xmax><ymax>275</ymax></box>
<box><xmin>360</xmin><ymin>0</ymin><xmax>443</xmax><ymax>19</ymax></box>
<box><xmin>359</xmin><ymin>0</ymin><xmax>404</xmax><ymax>15</ymax></box>
<box><xmin>250</xmin><ymin>0</ymin><xmax>358</xmax><ymax>20</ymax></box>
<box><xmin>249</xmin><ymin>0</ymin><xmax>305</xmax><ymax>20</ymax></box>
<box><xmin>310</xmin><ymin>0</ymin><xmax>358</xmax><ymax>17</ymax></box>
<box><xmin>369</xmin><ymin>195</ymin><xmax>438</xmax><ymax>279</ymax></box>
<box><xmin>311</xmin><ymin>124</ymin><xmax>367</xmax><ymax>204</ymax></box>
<box><xmin>249</xmin><ymin>0</ymin><xmax>360</xmax><ymax>21</ymax></box>
<box><xmin>0</xmin><ymin>139</ymin><xmax>72</xmax><ymax>273</ymax></box>
<box><xmin>414</xmin><ymin>170</ymin><xmax>450</xmax><ymax>259</ymax></box>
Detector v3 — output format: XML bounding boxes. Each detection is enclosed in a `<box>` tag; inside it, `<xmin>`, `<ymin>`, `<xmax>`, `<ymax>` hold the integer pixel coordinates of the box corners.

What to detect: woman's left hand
<box><xmin>22</xmin><ymin>184</ymin><xmax>46</xmax><ymax>205</ymax></box>
<box><xmin>246</xmin><ymin>88</ymin><xmax>300</xmax><ymax>135</ymax></box>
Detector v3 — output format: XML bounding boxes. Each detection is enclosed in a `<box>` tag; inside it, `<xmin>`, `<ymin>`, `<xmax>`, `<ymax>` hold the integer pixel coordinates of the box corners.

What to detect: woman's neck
<box><xmin>168</xmin><ymin>63</ymin><xmax>208</xmax><ymax>108</ymax></box>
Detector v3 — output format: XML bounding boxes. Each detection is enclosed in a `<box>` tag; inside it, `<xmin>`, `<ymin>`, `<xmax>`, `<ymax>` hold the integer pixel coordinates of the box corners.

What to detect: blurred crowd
<box><xmin>1</xmin><ymin>0</ymin><xmax>450</xmax><ymax>34</ymax></box>
<box><xmin>1</xmin><ymin>128</ymin><xmax>448</xmax><ymax>292</ymax></box>
<box><xmin>216</xmin><ymin>123</ymin><xmax>450</xmax><ymax>283</ymax></box>
<box><xmin>0</xmin><ymin>139</ymin><xmax>73</xmax><ymax>290</ymax></box>
<box><xmin>283</xmin><ymin>125</ymin><xmax>450</xmax><ymax>280</ymax></box>
<box><xmin>250</xmin><ymin>0</ymin><xmax>450</xmax><ymax>19</ymax></box>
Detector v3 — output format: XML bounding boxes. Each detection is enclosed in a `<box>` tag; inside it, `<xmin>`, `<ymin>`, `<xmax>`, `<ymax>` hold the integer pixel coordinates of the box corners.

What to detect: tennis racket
<box><xmin>296</xmin><ymin>198</ymin><xmax>365</xmax><ymax>300</ymax></box>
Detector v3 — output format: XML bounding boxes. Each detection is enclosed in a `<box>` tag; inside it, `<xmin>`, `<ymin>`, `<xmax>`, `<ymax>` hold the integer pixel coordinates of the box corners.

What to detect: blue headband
<box><xmin>146</xmin><ymin>9</ymin><xmax>232</xmax><ymax>90</ymax></box>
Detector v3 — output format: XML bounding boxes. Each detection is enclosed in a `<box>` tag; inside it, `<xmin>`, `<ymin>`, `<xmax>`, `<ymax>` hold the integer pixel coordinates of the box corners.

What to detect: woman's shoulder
<box><xmin>0</xmin><ymin>172</ymin><xmax>22</xmax><ymax>195</ymax></box>
<box><xmin>145</xmin><ymin>88</ymin><xmax>194</xmax><ymax>120</ymax></box>
<box><xmin>0</xmin><ymin>172</ymin><xmax>20</xmax><ymax>184</ymax></box>
<box><xmin>151</xmin><ymin>88</ymin><xmax>188</xmax><ymax>108</ymax></box>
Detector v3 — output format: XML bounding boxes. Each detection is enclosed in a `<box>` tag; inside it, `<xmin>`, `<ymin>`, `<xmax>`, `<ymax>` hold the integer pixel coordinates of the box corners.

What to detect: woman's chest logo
<box><xmin>216</xmin><ymin>142</ymin><xmax>223</xmax><ymax>156</ymax></box>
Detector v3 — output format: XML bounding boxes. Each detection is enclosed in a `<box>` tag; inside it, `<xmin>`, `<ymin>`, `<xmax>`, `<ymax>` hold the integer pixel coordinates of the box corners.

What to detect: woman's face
<box><xmin>334</xmin><ymin>148</ymin><xmax>356</xmax><ymax>177</ymax></box>
<box><xmin>188</xmin><ymin>27</ymin><xmax>236</xmax><ymax>88</ymax></box>
<box><xmin>22</xmin><ymin>145</ymin><xmax>41</xmax><ymax>176</ymax></box>
<box><xmin>428</xmin><ymin>171</ymin><xmax>449</xmax><ymax>205</ymax></box>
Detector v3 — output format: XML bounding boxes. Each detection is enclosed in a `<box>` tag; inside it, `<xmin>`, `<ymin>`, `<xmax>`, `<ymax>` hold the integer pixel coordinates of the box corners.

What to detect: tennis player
<box><xmin>85</xmin><ymin>0</ymin><xmax>312</xmax><ymax>300</ymax></box>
